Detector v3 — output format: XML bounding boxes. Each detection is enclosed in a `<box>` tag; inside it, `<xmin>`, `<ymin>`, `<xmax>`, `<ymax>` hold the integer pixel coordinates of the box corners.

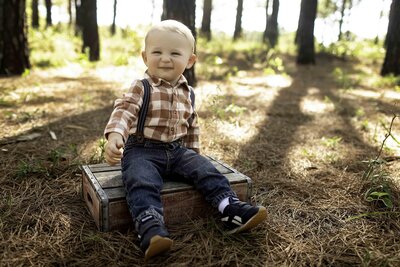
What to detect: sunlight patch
<box><xmin>348</xmin><ymin>89</ymin><xmax>380</xmax><ymax>98</ymax></box>
<box><xmin>265</xmin><ymin>74</ymin><xmax>292</xmax><ymax>88</ymax></box>
<box><xmin>95</xmin><ymin>63</ymin><xmax>144</xmax><ymax>84</ymax></box>
<box><xmin>38</xmin><ymin>63</ymin><xmax>85</xmax><ymax>78</ymax></box>
<box><xmin>382</xmin><ymin>90</ymin><xmax>400</xmax><ymax>100</ymax></box>
<box><xmin>300</xmin><ymin>98</ymin><xmax>334</xmax><ymax>114</ymax></box>
<box><xmin>216</xmin><ymin>121</ymin><xmax>258</xmax><ymax>142</ymax></box>
<box><xmin>230</xmin><ymin>74</ymin><xmax>292</xmax><ymax>88</ymax></box>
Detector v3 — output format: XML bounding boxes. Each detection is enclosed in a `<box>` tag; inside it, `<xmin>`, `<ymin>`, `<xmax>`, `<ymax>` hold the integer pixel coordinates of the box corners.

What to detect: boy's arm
<box><xmin>183</xmin><ymin>111</ymin><xmax>200</xmax><ymax>153</ymax></box>
<box><xmin>104</xmin><ymin>80</ymin><xmax>144</xmax><ymax>142</ymax></box>
<box><xmin>105</xmin><ymin>132</ymin><xmax>124</xmax><ymax>165</ymax></box>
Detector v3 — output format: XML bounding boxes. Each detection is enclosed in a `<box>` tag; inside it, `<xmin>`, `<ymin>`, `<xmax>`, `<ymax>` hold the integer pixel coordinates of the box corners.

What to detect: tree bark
<box><xmin>233</xmin><ymin>0</ymin><xmax>243</xmax><ymax>41</ymax></box>
<box><xmin>0</xmin><ymin>0</ymin><xmax>30</xmax><ymax>75</ymax></box>
<box><xmin>81</xmin><ymin>0</ymin><xmax>100</xmax><ymax>61</ymax></box>
<box><xmin>67</xmin><ymin>0</ymin><xmax>72</xmax><ymax>25</ymax></box>
<box><xmin>338</xmin><ymin>0</ymin><xmax>347</xmax><ymax>41</ymax></box>
<box><xmin>200</xmin><ymin>0</ymin><xmax>212</xmax><ymax>40</ymax></box>
<box><xmin>162</xmin><ymin>0</ymin><xmax>196</xmax><ymax>86</ymax></box>
<box><xmin>263</xmin><ymin>0</ymin><xmax>279</xmax><ymax>47</ymax></box>
<box><xmin>75</xmin><ymin>0</ymin><xmax>83</xmax><ymax>35</ymax></box>
<box><xmin>31</xmin><ymin>0</ymin><xmax>39</xmax><ymax>28</ymax></box>
<box><xmin>381</xmin><ymin>0</ymin><xmax>400</xmax><ymax>76</ymax></box>
<box><xmin>111</xmin><ymin>0</ymin><xmax>117</xmax><ymax>35</ymax></box>
<box><xmin>296</xmin><ymin>0</ymin><xmax>318</xmax><ymax>65</ymax></box>
<box><xmin>45</xmin><ymin>0</ymin><xmax>52</xmax><ymax>27</ymax></box>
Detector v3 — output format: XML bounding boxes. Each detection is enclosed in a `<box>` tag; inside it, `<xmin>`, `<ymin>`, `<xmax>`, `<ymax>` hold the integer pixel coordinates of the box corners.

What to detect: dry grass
<box><xmin>1</xmin><ymin>52</ymin><xmax>400</xmax><ymax>266</ymax></box>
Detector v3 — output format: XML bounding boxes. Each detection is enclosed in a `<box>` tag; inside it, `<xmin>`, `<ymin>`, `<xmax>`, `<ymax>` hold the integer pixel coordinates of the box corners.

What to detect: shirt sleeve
<box><xmin>183</xmin><ymin>110</ymin><xmax>200</xmax><ymax>153</ymax></box>
<box><xmin>104</xmin><ymin>80</ymin><xmax>144</xmax><ymax>142</ymax></box>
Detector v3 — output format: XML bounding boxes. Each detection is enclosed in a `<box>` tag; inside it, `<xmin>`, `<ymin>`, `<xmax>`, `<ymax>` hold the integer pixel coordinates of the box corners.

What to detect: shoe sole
<box><xmin>227</xmin><ymin>206</ymin><xmax>267</xmax><ymax>234</ymax></box>
<box><xmin>144</xmin><ymin>235</ymin><xmax>173</xmax><ymax>260</ymax></box>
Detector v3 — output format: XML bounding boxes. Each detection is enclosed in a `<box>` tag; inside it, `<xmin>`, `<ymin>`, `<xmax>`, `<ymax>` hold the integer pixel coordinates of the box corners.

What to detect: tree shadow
<box><xmin>229</xmin><ymin>54</ymin><xmax>400</xmax><ymax>264</ymax></box>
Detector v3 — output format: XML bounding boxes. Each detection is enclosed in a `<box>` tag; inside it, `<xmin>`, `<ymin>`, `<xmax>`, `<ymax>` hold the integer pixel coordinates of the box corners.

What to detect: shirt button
<box><xmin>170</xmin><ymin>128</ymin><xmax>174</xmax><ymax>132</ymax></box>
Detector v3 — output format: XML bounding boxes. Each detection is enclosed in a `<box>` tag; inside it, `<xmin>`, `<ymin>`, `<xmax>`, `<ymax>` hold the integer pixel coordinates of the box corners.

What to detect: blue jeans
<box><xmin>121</xmin><ymin>135</ymin><xmax>237</xmax><ymax>227</ymax></box>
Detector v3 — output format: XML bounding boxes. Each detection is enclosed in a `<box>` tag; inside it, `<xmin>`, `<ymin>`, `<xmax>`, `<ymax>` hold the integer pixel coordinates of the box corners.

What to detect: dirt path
<box><xmin>1</xmin><ymin>55</ymin><xmax>400</xmax><ymax>266</ymax></box>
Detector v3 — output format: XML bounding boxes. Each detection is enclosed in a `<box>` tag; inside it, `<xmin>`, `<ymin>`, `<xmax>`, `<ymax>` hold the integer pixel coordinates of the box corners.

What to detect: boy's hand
<box><xmin>105</xmin><ymin>133</ymin><xmax>124</xmax><ymax>165</ymax></box>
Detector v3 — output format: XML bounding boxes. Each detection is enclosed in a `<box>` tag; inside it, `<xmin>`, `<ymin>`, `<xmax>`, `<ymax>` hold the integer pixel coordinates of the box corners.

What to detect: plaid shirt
<box><xmin>104</xmin><ymin>73</ymin><xmax>200</xmax><ymax>152</ymax></box>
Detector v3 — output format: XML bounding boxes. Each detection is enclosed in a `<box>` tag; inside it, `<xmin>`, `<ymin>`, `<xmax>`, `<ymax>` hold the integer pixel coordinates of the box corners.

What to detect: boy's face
<box><xmin>142</xmin><ymin>30</ymin><xmax>196</xmax><ymax>86</ymax></box>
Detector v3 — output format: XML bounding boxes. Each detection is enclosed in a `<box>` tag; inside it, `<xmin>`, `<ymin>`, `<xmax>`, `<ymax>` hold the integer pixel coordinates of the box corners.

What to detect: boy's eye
<box><xmin>171</xmin><ymin>52</ymin><xmax>181</xmax><ymax>56</ymax></box>
<box><xmin>152</xmin><ymin>51</ymin><xmax>161</xmax><ymax>55</ymax></box>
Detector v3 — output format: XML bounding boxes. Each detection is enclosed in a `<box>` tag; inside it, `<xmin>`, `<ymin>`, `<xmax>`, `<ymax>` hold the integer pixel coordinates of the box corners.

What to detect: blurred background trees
<box><xmin>381</xmin><ymin>0</ymin><xmax>400</xmax><ymax>76</ymax></box>
<box><xmin>0</xmin><ymin>0</ymin><xmax>399</xmax><ymax>79</ymax></box>
<box><xmin>0</xmin><ymin>0</ymin><xmax>30</xmax><ymax>75</ymax></box>
<box><xmin>263</xmin><ymin>0</ymin><xmax>279</xmax><ymax>48</ymax></box>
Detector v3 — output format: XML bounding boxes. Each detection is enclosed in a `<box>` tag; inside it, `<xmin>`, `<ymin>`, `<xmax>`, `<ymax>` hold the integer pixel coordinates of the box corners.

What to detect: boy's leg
<box><xmin>121</xmin><ymin>142</ymin><xmax>172</xmax><ymax>258</ymax></box>
<box><xmin>172</xmin><ymin>147</ymin><xmax>267</xmax><ymax>233</ymax></box>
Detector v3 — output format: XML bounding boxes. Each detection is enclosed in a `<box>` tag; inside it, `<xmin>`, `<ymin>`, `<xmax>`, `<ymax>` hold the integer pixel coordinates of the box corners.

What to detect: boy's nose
<box><xmin>160</xmin><ymin>54</ymin><xmax>171</xmax><ymax>62</ymax></box>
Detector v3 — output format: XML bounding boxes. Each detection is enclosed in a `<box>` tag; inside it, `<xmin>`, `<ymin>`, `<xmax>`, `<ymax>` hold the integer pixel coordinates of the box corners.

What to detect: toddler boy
<box><xmin>104</xmin><ymin>20</ymin><xmax>267</xmax><ymax>259</ymax></box>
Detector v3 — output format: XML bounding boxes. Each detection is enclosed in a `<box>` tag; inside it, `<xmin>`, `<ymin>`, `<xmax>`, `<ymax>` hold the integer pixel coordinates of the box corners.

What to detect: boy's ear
<box><xmin>186</xmin><ymin>54</ymin><xmax>197</xmax><ymax>69</ymax></box>
<box><xmin>141</xmin><ymin>51</ymin><xmax>148</xmax><ymax>65</ymax></box>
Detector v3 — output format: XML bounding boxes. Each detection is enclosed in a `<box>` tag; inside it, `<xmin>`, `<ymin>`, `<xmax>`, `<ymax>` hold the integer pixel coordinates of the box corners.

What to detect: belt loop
<box><xmin>136</xmin><ymin>133</ymin><xmax>145</xmax><ymax>143</ymax></box>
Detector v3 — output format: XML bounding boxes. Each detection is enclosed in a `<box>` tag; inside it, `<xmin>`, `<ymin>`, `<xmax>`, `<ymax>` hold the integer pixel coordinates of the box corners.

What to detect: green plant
<box><xmin>16</xmin><ymin>160</ymin><xmax>46</xmax><ymax>178</ymax></box>
<box><xmin>90</xmin><ymin>137</ymin><xmax>107</xmax><ymax>163</ymax></box>
<box><xmin>362</xmin><ymin>115</ymin><xmax>399</xmax><ymax>209</ymax></box>
<box><xmin>372</xmin><ymin>74</ymin><xmax>400</xmax><ymax>88</ymax></box>
<box><xmin>321</xmin><ymin>136</ymin><xmax>342</xmax><ymax>148</ymax></box>
<box><xmin>332</xmin><ymin>67</ymin><xmax>360</xmax><ymax>89</ymax></box>
<box><xmin>318</xmin><ymin>39</ymin><xmax>384</xmax><ymax>62</ymax></box>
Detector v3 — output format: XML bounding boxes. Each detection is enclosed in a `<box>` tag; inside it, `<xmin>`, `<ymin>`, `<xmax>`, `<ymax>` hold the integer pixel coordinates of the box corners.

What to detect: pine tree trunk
<box><xmin>45</xmin><ymin>0</ymin><xmax>52</xmax><ymax>27</ymax></box>
<box><xmin>162</xmin><ymin>0</ymin><xmax>196</xmax><ymax>86</ymax></box>
<box><xmin>0</xmin><ymin>0</ymin><xmax>30</xmax><ymax>75</ymax></box>
<box><xmin>111</xmin><ymin>0</ymin><xmax>117</xmax><ymax>35</ymax></box>
<box><xmin>67</xmin><ymin>0</ymin><xmax>72</xmax><ymax>25</ymax></box>
<box><xmin>233</xmin><ymin>0</ymin><xmax>243</xmax><ymax>41</ymax></box>
<box><xmin>31</xmin><ymin>0</ymin><xmax>39</xmax><ymax>28</ymax></box>
<box><xmin>200</xmin><ymin>0</ymin><xmax>212</xmax><ymax>40</ymax></box>
<box><xmin>81</xmin><ymin>0</ymin><xmax>100</xmax><ymax>61</ymax></box>
<box><xmin>296</xmin><ymin>0</ymin><xmax>318</xmax><ymax>65</ymax></box>
<box><xmin>338</xmin><ymin>0</ymin><xmax>347</xmax><ymax>41</ymax></box>
<box><xmin>75</xmin><ymin>0</ymin><xmax>83</xmax><ymax>35</ymax></box>
<box><xmin>264</xmin><ymin>0</ymin><xmax>279</xmax><ymax>47</ymax></box>
<box><xmin>381</xmin><ymin>0</ymin><xmax>400</xmax><ymax>76</ymax></box>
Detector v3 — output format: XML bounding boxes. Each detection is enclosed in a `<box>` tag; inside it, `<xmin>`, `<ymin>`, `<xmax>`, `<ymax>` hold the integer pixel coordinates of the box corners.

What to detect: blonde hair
<box><xmin>145</xmin><ymin>20</ymin><xmax>195</xmax><ymax>52</ymax></box>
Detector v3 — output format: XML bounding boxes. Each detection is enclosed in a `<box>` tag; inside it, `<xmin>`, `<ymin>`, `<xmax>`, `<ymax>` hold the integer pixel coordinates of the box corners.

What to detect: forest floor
<box><xmin>1</xmin><ymin>50</ymin><xmax>400</xmax><ymax>266</ymax></box>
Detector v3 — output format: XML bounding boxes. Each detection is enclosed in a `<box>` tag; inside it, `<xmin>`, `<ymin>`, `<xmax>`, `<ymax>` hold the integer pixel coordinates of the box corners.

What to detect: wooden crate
<box><xmin>82</xmin><ymin>155</ymin><xmax>253</xmax><ymax>232</ymax></box>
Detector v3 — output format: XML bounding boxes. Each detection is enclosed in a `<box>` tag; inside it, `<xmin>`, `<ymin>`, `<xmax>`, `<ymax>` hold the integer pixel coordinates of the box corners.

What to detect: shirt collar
<box><xmin>144</xmin><ymin>71</ymin><xmax>190</xmax><ymax>91</ymax></box>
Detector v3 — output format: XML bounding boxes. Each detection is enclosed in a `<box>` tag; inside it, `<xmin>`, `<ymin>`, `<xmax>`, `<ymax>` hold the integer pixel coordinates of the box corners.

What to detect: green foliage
<box><xmin>196</xmin><ymin>34</ymin><xmax>271</xmax><ymax>80</ymax></box>
<box><xmin>372</xmin><ymin>73</ymin><xmax>400</xmax><ymax>89</ymax></box>
<box><xmin>99</xmin><ymin>27</ymin><xmax>142</xmax><ymax>66</ymax></box>
<box><xmin>16</xmin><ymin>160</ymin><xmax>47</xmax><ymax>179</ymax></box>
<box><xmin>332</xmin><ymin>67</ymin><xmax>360</xmax><ymax>89</ymax></box>
<box><xmin>29</xmin><ymin>25</ymin><xmax>82</xmax><ymax>68</ymax></box>
<box><xmin>361</xmin><ymin>116</ymin><xmax>399</xmax><ymax>211</ymax></box>
<box><xmin>319</xmin><ymin>39</ymin><xmax>385</xmax><ymax>62</ymax></box>
<box><xmin>321</xmin><ymin>136</ymin><xmax>342</xmax><ymax>148</ymax></box>
<box><xmin>362</xmin><ymin>158</ymin><xmax>394</xmax><ymax>209</ymax></box>
<box><xmin>29</xmin><ymin>24</ymin><xmax>143</xmax><ymax>69</ymax></box>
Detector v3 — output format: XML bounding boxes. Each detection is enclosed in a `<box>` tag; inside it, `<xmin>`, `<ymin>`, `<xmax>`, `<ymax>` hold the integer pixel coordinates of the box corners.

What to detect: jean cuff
<box><xmin>210</xmin><ymin>191</ymin><xmax>238</xmax><ymax>208</ymax></box>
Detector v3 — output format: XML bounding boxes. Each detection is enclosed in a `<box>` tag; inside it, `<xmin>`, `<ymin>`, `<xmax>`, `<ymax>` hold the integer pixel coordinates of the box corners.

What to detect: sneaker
<box><xmin>137</xmin><ymin>215</ymin><xmax>173</xmax><ymax>259</ymax></box>
<box><xmin>221</xmin><ymin>197</ymin><xmax>267</xmax><ymax>234</ymax></box>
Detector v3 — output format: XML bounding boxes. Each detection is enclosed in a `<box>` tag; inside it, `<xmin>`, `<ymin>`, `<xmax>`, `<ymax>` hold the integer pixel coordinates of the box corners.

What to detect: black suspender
<box><xmin>136</xmin><ymin>79</ymin><xmax>195</xmax><ymax>143</ymax></box>
<box><xmin>135</xmin><ymin>79</ymin><xmax>151</xmax><ymax>143</ymax></box>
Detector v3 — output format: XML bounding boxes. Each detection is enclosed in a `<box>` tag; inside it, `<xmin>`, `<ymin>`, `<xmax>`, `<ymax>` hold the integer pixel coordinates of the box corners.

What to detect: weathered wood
<box><xmin>82</xmin><ymin>155</ymin><xmax>253</xmax><ymax>232</ymax></box>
